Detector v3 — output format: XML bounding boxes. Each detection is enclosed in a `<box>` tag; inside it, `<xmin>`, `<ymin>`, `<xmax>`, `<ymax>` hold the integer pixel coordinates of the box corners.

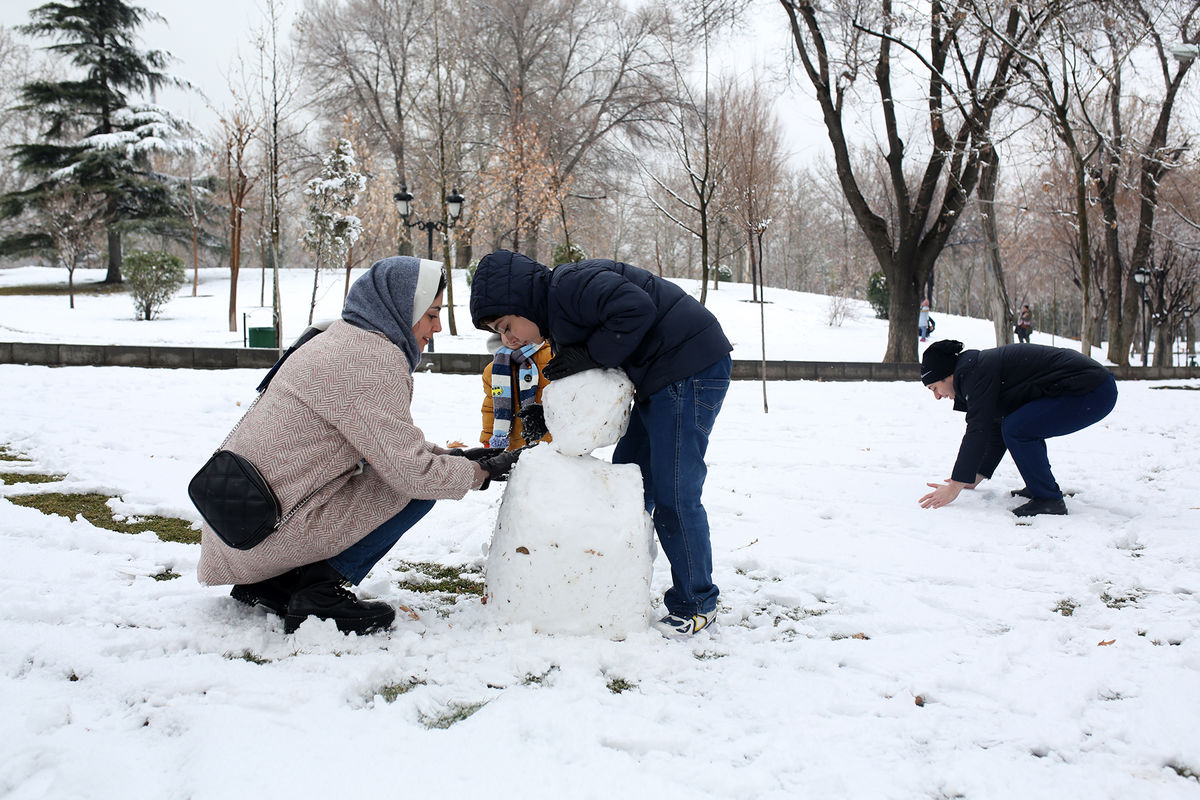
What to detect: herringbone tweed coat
<box><xmin>197</xmin><ymin>320</ymin><xmax>476</xmax><ymax>586</ymax></box>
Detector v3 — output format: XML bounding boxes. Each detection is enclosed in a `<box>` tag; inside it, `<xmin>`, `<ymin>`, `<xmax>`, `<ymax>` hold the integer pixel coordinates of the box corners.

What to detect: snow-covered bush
<box><xmin>123</xmin><ymin>250</ymin><xmax>186</xmax><ymax>320</ymax></box>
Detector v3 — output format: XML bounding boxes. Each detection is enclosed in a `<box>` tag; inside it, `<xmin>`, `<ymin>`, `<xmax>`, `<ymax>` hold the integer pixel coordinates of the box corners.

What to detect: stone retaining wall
<box><xmin>1</xmin><ymin>341</ymin><xmax>1197</xmax><ymax>381</ymax></box>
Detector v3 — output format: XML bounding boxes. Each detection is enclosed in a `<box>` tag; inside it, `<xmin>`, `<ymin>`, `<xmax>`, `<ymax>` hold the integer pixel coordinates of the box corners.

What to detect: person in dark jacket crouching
<box><xmin>470</xmin><ymin>249</ymin><xmax>733</xmax><ymax>637</ymax></box>
<box><xmin>918</xmin><ymin>340</ymin><xmax>1118</xmax><ymax>517</ymax></box>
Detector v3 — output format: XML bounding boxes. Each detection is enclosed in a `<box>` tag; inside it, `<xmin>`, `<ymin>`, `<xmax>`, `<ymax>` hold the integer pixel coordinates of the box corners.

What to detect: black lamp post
<box><xmin>1133</xmin><ymin>267</ymin><xmax>1151</xmax><ymax>367</ymax></box>
<box><xmin>1182</xmin><ymin>304</ymin><xmax>1195</xmax><ymax>367</ymax></box>
<box><xmin>393</xmin><ymin>185</ymin><xmax>465</xmax><ymax>259</ymax></box>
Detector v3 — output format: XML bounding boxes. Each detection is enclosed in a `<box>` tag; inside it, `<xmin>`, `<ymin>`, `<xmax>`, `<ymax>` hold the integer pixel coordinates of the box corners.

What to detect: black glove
<box><xmin>517</xmin><ymin>403</ymin><xmax>549</xmax><ymax>443</ymax></box>
<box><xmin>448</xmin><ymin>446</ymin><xmax>505</xmax><ymax>462</ymax></box>
<box><xmin>543</xmin><ymin>345</ymin><xmax>601</xmax><ymax>380</ymax></box>
<box><xmin>478</xmin><ymin>448</ymin><xmax>523</xmax><ymax>483</ymax></box>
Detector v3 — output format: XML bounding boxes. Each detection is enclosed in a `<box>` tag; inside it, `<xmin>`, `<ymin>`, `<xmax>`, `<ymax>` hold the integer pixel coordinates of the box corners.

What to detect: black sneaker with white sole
<box><xmin>1012</xmin><ymin>497</ymin><xmax>1068</xmax><ymax>517</ymax></box>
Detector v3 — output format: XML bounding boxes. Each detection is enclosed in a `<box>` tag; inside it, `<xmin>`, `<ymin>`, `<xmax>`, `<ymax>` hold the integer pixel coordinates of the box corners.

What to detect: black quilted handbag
<box><xmin>188</xmin><ymin>449</ymin><xmax>281</xmax><ymax>550</ymax></box>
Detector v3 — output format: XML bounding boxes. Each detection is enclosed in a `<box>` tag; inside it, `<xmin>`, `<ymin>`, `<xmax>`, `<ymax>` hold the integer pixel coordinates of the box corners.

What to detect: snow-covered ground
<box><xmin>1</xmin><ymin>265</ymin><xmax>1197</xmax><ymax>799</ymax></box>
<box><xmin>0</xmin><ymin>264</ymin><xmax>1103</xmax><ymax>361</ymax></box>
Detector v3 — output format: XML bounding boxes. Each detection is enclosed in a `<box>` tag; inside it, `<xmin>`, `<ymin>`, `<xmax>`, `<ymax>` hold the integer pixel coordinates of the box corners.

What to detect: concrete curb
<box><xmin>1</xmin><ymin>341</ymin><xmax>1197</xmax><ymax>381</ymax></box>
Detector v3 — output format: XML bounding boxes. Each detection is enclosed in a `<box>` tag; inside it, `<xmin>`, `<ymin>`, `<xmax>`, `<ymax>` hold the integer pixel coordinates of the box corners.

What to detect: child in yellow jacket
<box><xmin>480</xmin><ymin>335</ymin><xmax>553</xmax><ymax>451</ymax></box>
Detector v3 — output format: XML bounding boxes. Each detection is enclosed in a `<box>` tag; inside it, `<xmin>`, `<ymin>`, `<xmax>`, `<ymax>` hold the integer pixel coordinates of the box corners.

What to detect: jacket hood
<box><xmin>469</xmin><ymin>250</ymin><xmax>552</xmax><ymax>335</ymax></box>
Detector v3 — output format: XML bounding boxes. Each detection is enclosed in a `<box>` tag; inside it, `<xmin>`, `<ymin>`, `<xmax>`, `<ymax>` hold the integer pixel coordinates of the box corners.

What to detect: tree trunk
<box><xmin>104</xmin><ymin>227</ymin><xmax>123</xmax><ymax>283</ymax></box>
<box><xmin>1153</xmin><ymin>323</ymin><xmax>1172</xmax><ymax>367</ymax></box>
<box><xmin>978</xmin><ymin>150</ymin><xmax>1012</xmax><ymax>346</ymax></box>
<box><xmin>885</xmin><ymin>265</ymin><xmax>923</xmax><ymax>363</ymax></box>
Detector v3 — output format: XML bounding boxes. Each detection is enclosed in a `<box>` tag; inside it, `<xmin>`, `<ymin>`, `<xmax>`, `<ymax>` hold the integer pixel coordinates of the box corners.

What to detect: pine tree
<box><xmin>301</xmin><ymin>138</ymin><xmax>364</xmax><ymax>324</ymax></box>
<box><xmin>1</xmin><ymin>0</ymin><xmax>182</xmax><ymax>283</ymax></box>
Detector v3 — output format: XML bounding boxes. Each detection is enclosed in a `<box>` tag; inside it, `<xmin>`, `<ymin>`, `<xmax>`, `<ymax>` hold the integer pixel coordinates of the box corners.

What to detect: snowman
<box><xmin>485</xmin><ymin>368</ymin><xmax>655</xmax><ymax>637</ymax></box>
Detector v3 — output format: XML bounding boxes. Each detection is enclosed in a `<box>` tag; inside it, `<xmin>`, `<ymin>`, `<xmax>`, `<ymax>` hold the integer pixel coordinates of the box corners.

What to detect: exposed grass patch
<box><xmin>1168</xmin><ymin>762</ymin><xmax>1199</xmax><ymax>781</ymax></box>
<box><xmin>767</xmin><ymin>604</ymin><xmax>831</xmax><ymax>626</ymax></box>
<box><xmin>375</xmin><ymin>678</ymin><xmax>425</xmax><ymax>703</ymax></box>
<box><xmin>395</xmin><ymin>560</ymin><xmax>485</xmax><ymax>596</ymax></box>
<box><xmin>0</xmin><ymin>472</ymin><xmax>65</xmax><ymax>485</ymax></box>
<box><xmin>1100</xmin><ymin>589</ymin><xmax>1144</xmax><ymax>609</ymax></box>
<box><xmin>0</xmin><ymin>282</ymin><xmax>125</xmax><ymax>297</ymax></box>
<box><xmin>0</xmin><ymin>446</ymin><xmax>32</xmax><ymax>462</ymax></box>
<box><xmin>6</xmin><ymin>491</ymin><xmax>201</xmax><ymax>544</ymax></box>
<box><xmin>419</xmin><ymin>700</ymin><xmax>488</xmax><ymax>729</ymax></box>
<box><xmin>226</xmin><ymin>650</ymin><xmax>270</xmax><ymax>665</ymax></box>
<box><xmin>1055</xmin><ymin>598</ymin><xmax>1078</xmax><ymax>617</ymax></box>
<box><xmin>522</xmin><ymin>665</ymin><xmax>558</xmax><ymax>686</ymax></box>
<box><xmin>606</xmin><ymin>677</ymin><xmax>637</xmax><ymax>694</ymax></box>
<box><xmin>151</xmin><ymin>568</ymin><xmax>180</xmax><ymax>581</ymax></box>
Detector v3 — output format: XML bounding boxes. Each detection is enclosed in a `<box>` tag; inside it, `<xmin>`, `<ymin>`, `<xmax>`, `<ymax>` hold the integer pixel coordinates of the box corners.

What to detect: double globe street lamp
<box><xmin>1132</xmin><ymin>266</ymin><xmax>1153</xmax><ymax>367</ymax></box>
<box><xmin>393</xmin><ymin>185</ymin><xmax>465</xmax><ymax>259</ymax></box>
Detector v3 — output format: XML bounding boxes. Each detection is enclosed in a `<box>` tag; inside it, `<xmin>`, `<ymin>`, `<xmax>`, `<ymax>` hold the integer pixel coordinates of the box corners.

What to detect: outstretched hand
<box><xmin>919</xmin><ymin>479</ymin><xmax>965</xmax><ymax>509</ymax></box>
<box><xmin>544</xmin><ymin>345</ymin><xmax>601</xmax><ymax>380</ymax></box>
<box><xmin>450</xmin><ymin>446</ymin><xmax>505</xmax><ymax>462</ymax></box>
<box><xmin>479</xmin><ymin>448</ymin><xmax>524</xmax><ymax>482</ymax></box>
<box><xmin>517</xmin><ymin>403</ymin><xmax>549</xmax><ymax>443</ymax></box>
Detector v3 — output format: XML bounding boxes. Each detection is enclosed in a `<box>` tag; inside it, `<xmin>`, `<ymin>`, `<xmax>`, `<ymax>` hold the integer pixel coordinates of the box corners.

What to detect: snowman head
<box><xmin>542</xmin><ymin>369</ymin><xmax>634</xmax><ymax>457</ymax></box>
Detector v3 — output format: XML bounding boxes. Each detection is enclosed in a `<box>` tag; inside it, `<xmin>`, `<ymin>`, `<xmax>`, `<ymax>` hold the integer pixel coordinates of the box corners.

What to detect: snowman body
<box><xmin>486</xmin><ymin>370</ymin><xmax>654</xmax><ymax>637</ymax></box>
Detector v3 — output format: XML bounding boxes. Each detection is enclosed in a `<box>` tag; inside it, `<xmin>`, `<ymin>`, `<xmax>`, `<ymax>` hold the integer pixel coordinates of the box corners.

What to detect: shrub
<box><xmin>552</xmin><ymin>242</ymin><xmax>586</xmax><ymax>266</ymax></box>
<box><xmin>867</xmin><ymin>270</ymin><xmax>889</xmax><ymax>320</ymax></box>
<box><xmin>123</xmin><ymin>249</ymin><xmax>186</xmax><ymax>320</ymax></box>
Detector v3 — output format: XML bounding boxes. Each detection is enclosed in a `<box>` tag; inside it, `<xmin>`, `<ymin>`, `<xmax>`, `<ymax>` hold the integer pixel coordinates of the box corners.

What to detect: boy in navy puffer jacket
<box><xmin>470</xmin><ymin>249</ymin><xmax>733</xmax><ymax>637</ymax></box>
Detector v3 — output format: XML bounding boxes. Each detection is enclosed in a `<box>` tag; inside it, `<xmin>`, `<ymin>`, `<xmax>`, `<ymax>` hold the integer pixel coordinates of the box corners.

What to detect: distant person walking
<box><xmin>1015</xmin><ymin>304</ymin><xmax>1033</xmax><ymax>343</ymax></box>
<box><xmin>917</xmin><ymin>340</ymin><xmax>1117</xmax><ymax>517</ymax></box>
<box><xmin>919</xmin><ymin>298</ymin><xmax>932</xmax><ymax>342</ymax></box>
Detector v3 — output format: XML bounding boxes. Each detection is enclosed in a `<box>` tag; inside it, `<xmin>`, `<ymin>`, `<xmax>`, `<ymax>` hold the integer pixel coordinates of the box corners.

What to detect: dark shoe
<box><xmin>1012</xmin><ymin>497</ymin><xmax>1068</xmax><ymax>517</ymax></box>
<box><xmin>231</xmin><ymin>570</ymin><xmax>297</xmax><ymax>616</ymax></box>
<box><xmin>283</xmin><ymin>561</ymin><xmax>395</xmax><ymax>635</ymax></box>
<box><xmin>1010</xmin><ymin>487</ymin><xmax>1034</xmax><ymax>499</ymax></box>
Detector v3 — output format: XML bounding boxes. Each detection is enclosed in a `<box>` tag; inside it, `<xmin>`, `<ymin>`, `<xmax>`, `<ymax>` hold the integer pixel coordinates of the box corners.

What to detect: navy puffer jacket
<box><xmin>471</xmin><ymin>250</ymin><xmax>732</xmax><ymax>395</ymax></box>
<box><xmin>948</xmin><ymin>343</ymin><xmax>1112</xmax><ymax>483</ymax></box>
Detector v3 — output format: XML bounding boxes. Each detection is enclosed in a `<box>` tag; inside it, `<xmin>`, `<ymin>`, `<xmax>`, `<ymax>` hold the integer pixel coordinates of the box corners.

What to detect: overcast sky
<box><xmin>3</xmin><ymin>0</ymin><xmax>824</xmax><ymax>164</ymax></box>
<box><xmin>3</xmin><ymin>0</ymin><xmax>302</xmax><ymax>134</ymax></box>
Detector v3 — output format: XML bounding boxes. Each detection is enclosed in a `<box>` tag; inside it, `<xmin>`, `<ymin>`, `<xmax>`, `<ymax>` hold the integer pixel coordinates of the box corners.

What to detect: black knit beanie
<box><xmin>920</xmin><ymin>339</ymin><xmax>963</xmax><ymax>385</ymax></box>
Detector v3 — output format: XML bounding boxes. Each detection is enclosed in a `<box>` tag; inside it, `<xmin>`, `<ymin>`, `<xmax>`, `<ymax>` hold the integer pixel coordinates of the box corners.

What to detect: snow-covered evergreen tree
<box><xmin>0</xmin><ymin>0</ymin><xmax>191</xmax><ymax>283</ymax></box>
<box><xmin>302</xmin><ymin>138</ymin><xmax>364</xmax><ymax>324</ymax></box>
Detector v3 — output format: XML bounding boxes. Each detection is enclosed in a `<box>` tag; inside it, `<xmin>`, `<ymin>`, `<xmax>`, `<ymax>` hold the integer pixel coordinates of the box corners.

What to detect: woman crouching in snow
<box><xmin>191</xmin><ymin>257</ymin><xmax>518</xmax><ymax>634</ymax></box>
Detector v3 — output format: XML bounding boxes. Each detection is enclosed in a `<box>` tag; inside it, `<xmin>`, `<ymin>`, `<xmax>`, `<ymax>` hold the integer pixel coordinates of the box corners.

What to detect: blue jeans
<box><xmin>613</xmin><ymin>355</ymin><xmax>731</xmax><ymax>617</ymax></box>
<box><xmin>1002</xmin><ymin>374</ymin><xmax>1118</xmax><ymax>500</ymax></box>
<box><xmin>327</xmin><ymin>499</ymin><xmax>435</xmax><ymax>584</ymax></box>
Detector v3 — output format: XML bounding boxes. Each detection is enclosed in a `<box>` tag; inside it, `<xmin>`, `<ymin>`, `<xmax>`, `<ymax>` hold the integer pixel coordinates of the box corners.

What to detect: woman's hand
<box><xmin>919</xmin><ymin>479</ymin><xmax>966</xmax><ymax>509</ymax></box>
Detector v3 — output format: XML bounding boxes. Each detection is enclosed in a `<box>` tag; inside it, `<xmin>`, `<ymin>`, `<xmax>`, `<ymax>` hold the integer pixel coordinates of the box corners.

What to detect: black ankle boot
<box><xmin>283</xmin><ymin>561</ymin><xmax>395</xmax><ymax>635</ymax></box>
<box><xmin>1010</xmin><ymin>487</ymin><xmax>1034</xmax><ymax>499</ymax></box>
<box><xmin>231</xmin><ymin>569</ymin><xmax>299</xmax><ymax>616</ymax></box>
<box><xmin>1012</xmin><ymin>497</ymin><xmax>1068</xmax><ymax>517</ymax></box>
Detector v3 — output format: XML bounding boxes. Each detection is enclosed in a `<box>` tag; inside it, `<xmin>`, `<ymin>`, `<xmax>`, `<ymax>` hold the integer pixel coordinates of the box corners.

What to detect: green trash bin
<box><xmin>247</xmin><ymin>327</ymin><xmax>277</xmax><ymax>348</ymax></box>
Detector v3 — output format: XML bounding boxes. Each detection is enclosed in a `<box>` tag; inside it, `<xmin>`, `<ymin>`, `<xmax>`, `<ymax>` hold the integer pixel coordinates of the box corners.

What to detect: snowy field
<box><xmin>1</xmin><ymin>265</ymin><xmax>1198</xmax><ymax>799</ymax></box>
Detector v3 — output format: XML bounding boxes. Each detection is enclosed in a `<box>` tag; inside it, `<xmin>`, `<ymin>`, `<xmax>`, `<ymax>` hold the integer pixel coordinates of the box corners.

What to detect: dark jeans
<box><xmin>1001</xmin><ymin>374</ymin><xmax>1118</xmax><ymax>500</ymax></box>
<box><xmin>613</xmin><ymin>355</ymin><xmax>731</xmax><ymax>617</ymax></box>
<box><xmin>327</xmin><ymin>499</ymin><xmax>435</xmax><ymax>584</ymax></box>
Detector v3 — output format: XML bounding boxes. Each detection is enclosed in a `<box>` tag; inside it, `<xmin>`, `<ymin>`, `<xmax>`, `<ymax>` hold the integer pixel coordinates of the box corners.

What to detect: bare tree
<box><xmin>217</xmin><ymin>91</ymin><xmax>260</xmax><ymax>333</ymax></box>
<box><xmin>255</xmin><ymin>0</ymin><xmax>306</xmax><ymax>349</ymax></box>
<box><xmin>469</xmin><ymin>0</ymin><xmax>673</xmax><ymax>260</ymax></box>
<box><xmin>1086</xmin><ymin>0</ymin><xmax>1199</xmax><ymax>365</ymax></box>
<box><xmin>779</xmin><ymin>0</ymin><xmax>1056</xmax><ymax>361</ymax></box>
<box><xmin>298</xmin><ymin>0</ymin><xmax>430</xmax><ymax>256</ymax></box>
